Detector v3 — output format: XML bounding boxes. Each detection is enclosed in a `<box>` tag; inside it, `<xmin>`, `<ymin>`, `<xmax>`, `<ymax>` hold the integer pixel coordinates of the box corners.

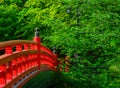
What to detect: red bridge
<box><xmin>0</xmin><ymin>28</ymin><xmax>69</xmax><ymax>88</ymax></box>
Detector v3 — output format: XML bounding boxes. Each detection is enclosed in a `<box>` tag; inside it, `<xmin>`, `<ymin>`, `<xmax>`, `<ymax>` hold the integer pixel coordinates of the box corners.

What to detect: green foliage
<box><xmin>0</xmin><ymin>0</ymin><xmax>120</xmax><ymax>87</ymax></box>
<box><xmin>0</xmin><ymin>4</ymin><xmax>19</xmax><ymax>41</ymax></box>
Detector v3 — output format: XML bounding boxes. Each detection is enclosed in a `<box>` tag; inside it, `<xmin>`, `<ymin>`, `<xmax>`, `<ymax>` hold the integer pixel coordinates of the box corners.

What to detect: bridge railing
<box><xmin>0</xmin><ymin>28</ymin><xmax>58</xmax><ymax>88</ymax></box>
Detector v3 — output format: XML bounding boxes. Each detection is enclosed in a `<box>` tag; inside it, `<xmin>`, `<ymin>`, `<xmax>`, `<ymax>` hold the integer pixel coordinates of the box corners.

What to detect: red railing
<box><xmin>0</xmin><ymin>28</ymin><xmax>58</xmax><ymax>88</ymax></box>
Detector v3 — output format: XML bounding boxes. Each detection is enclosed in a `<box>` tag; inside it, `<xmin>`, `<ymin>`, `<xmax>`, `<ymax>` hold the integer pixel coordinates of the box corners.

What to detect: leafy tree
<box><xmin>0</xmin><ymin>3</ymin><xmax>19</xmax><ymax>41</ymax></box>
<box><xmin>0</xmin><ymin>0</ymin><xmax>120</xmax><ymax>87</ymax></box>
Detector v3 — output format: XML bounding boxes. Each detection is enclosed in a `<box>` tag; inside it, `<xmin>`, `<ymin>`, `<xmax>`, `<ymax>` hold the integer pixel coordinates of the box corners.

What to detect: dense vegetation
<box><xmin>0</xmin><ymin>0</ymin><xmax>120</xmax><ymax>88</ymax></box>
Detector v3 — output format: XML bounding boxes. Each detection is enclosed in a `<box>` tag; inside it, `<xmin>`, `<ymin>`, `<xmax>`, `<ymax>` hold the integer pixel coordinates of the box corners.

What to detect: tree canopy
<box><xmin>0</xmin><ymin>0</ymin><xmax>120</xmax><ymax>87</ymax></box>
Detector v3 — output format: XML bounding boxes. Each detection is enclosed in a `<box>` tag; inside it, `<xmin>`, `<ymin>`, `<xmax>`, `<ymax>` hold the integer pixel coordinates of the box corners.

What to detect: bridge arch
<box><xmin>0</xmin><ymin>28</ymin><xmax>58</xmax><ymax>88</ymax></box>
<box><xmin>0</xmin><ymin>28</ymin><xmax>70</xmax><ymax>88</ymax></box>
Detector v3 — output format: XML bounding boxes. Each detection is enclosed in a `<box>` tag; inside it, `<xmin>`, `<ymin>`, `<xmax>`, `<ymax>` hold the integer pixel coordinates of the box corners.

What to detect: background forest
<box><xmin>0</xmin><ymin>0</ymin><xmax>120</xmax><ymax>88</ymax></box>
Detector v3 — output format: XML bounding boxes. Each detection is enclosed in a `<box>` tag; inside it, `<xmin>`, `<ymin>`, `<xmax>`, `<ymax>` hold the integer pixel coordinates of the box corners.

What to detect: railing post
<box><xmin>59</xmin><ymin>59</ymin><xmax>63</xmax><ymax>71</ymax></box>
<box><xmin>52</xmin><ymin>46</ymin><xmax>58</xmax><ymax>71</ymax></box>
<box><xmin>64</xmin><ymin>56</ymin><xmax>70</xmax><ymax>72</ymax></box>
<box><xmin>5</xmin><ymin>46</ymin><xmax>13</xmax><ymax>83</ymax></box>
<box><xmin>33</xmin><ymin>27</ymin><xmax>41</xmax><ymax>69</ymax></box>
<box><xmin>16</xmin><ymin>45</ymin><xmax>22</xmax><ymax>75</ymax></box>
<box><xmin>0</xmin><ymin>64</ymin><xmax>6</xmax><ymax>87</ymax></box>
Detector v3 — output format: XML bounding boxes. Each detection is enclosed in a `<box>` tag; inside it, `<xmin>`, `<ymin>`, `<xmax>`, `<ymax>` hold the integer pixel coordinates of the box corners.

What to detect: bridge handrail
<box><xmin>0</xmin><ymin>28</ymin><xmax>58</xmax><ymax>88</ymax></box>
<box><xmin>0</xmin><ymin>40</ymin><xmax>37</xmax><ymax>49</ymax></box>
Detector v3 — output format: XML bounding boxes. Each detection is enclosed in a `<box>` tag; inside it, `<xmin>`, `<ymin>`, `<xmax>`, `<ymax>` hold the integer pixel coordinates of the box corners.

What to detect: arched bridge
<box><xmin>0</xmin><ymin>28</ymin><xmax>69</xmax><ymax>88</ymax></box>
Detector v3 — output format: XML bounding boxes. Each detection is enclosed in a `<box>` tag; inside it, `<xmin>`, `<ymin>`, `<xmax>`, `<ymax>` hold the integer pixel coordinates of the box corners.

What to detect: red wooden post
<box><xmin>0</xmin><ymin>65</ymin><xmax>6</xmax><ymax>87</ymax></box>
<box><xmin>59</xmin><ymin>59</ymin><xmax>63</xmax><ymax>71</ymax></box>
<box><xmin>64</xmin><ymin>56</ymin><xmax>70</xmax><ymax>72</ymax></box>
<box><xmin>12</xmin><ymin>59</ymin><xmax>17</xmax><ymax>78</ymax></box>
<box><xmin>24</xmin><ymin>44</ymin><xmax>28</xmax><ymax>50</ymax></box>
<box><xmin>54</xmin><ymin>54</ymin><xmax>58</xmax><ymax>71</ymax></box>
<box><xmin>32</xmin><ymin>55</ymin><xmax>34</xmax><ymax>67</ymax></box>
<box><xmin>5</xmin><ymin>47</ymin><xmax>12</xmax><ymax>54</ymax></box>
<box><xmin>31</xmin><ymin>55</ymin><xmax>33</xmax><ymax>67</ymax></box>
<box><xmin>30</xmin><ymin>44</ymin><xmax>34</xmax><ymax>50</ymax></box>
<box><xmin>16</xmin><ymin>45</ymin><xmax>22</xmax><ymax>52</ymax></box>
<box><xmin>34</xmin><ymin>54</ymin><xmax>37</xmax><ymax>66</ymax></box>
<box><xmin>23</xmin><ymin>44</ymin><xmax>29</xmax><ymax>70</ymax></box>
<box><xmin>21</xmin><ymin>56</ymin><xmax>26</xmax><ymax>72</ymax></box>
<box><xmin>31</xmin><ymin>54</ymin><xmax>33</xmax><ymax>67</ymax></box>
<box><xmin>52</xmin><ymin>47</ymin><xmax>58</xmax><ymax>71</ymax></box>
<box><xmin>16</xmin><ymin>45</ymin><xmax>22</xmax><ymax>75</ymax></box>
<box><xmin>28</xmin><ymin>56</ymin><xmax>32</xmax><ymax>68</ymax></box>
<box><xmin>5</xmin><ymin>46</ymin><xmax>13</xmax><ymax>83</ymax></box>
<box><xmin>25</xmin><ymin>57</ymin><xmax>29</xmax><ymax>70</ymax></box>
<box><xmin>33</xmin><ymin>27</ymin><xmax>41</xmax><ymax>69</ymax></box>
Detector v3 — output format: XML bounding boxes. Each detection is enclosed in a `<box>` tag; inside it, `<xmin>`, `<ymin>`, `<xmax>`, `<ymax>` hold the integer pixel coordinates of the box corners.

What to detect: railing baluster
<box><xmin>33</xmin><ymin>54</ymin><xmax>35</xmax><ymax>66</ymax></box>
<box><xmin>6</xmin><ymin>61</ymin><xmax>12</xmax><ymax>83</ymax></box>
<box><xmin>0</xmin><ymin>27</ymin><xmax>59</xmax><ymax>88</ymax></box>
<box><xmin>33</xmin><ymin>28</ymin><xmax>41</xmax><ymax>69</ymax></box>
<box><xmin>35</xmin><ymin>54</ymin><xmax>38</xmax><ymax>66</ymax></box>
<box><xmin>0</xmin><ymin>64</ymin><xmax>6</xmax><ymax>87</ymax></box>
<box><xmin>22</xmin><ymin>56</ymin><xmax>25</xmax><ymax>72</ymax></box>
<box><xmin>30</xmin><ymin>56</ymin><xmax>32</xmax><ymax>68</ymax></box>
<box><xmin>5</xmin><ymin>47</ymin><xmax>12</xmax><ymax>55</ymax></box>
<box><xmin>18</xmin><ymin>58</ymin><xmax>22</xmax><ymax>75</ymax></box>
<box><xmin>12</xmin><ymin>58</ymin><xmax>18</xmax><ymax>78</ymax></box>
<box><xmin>23</xmin><ymin>44</ymin><xmax>29</xmax><ymax>50</ymax></box>
<box><xmin>29</xmin><ymin>55</ymin><xmax>32</xmax><ymax>68</ymax></box>
<box><xmin>59</xmin><ymin>59</ymin><xmax>63</xmax><ymax>71</ymax></box>
<box><xmin>32</xmin><ymin>55</ymin><xmax>34</xmax><ymax>66</ymax></box>
<box><xmin>64</xmin><ymin>56</ymin><xmax>70</xmax><ymax>72</ymax></box>
<box><xmin>16</xmin><ymin>44</ymin><xmax>22</xmax><ymax>75</ymax></box>
<box><xmin>16</xmin><ymin>45</ymin><xmax>22</xmax><ymax>52</ymax></box>
<box><xmin>5</xmin><ymin>46</ymin><xmax>13</xmax><ymax>83</ymax></box>
<box><xmin>30</xmin><ymin>44</ymin><xmax>34</xmax><ymax>50</ymax></box>
<box><xmin>25</xmin><ymin>57</ymin><xmax>28</xmax><ymax>70</ymax></box>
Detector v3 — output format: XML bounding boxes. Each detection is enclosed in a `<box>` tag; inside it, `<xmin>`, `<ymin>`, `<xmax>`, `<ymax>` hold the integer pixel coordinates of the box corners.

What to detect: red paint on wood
<box><xmin>0</xmin><ymin>29</ymin><xmax>60</xmax><ymax>87</ymax></box>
